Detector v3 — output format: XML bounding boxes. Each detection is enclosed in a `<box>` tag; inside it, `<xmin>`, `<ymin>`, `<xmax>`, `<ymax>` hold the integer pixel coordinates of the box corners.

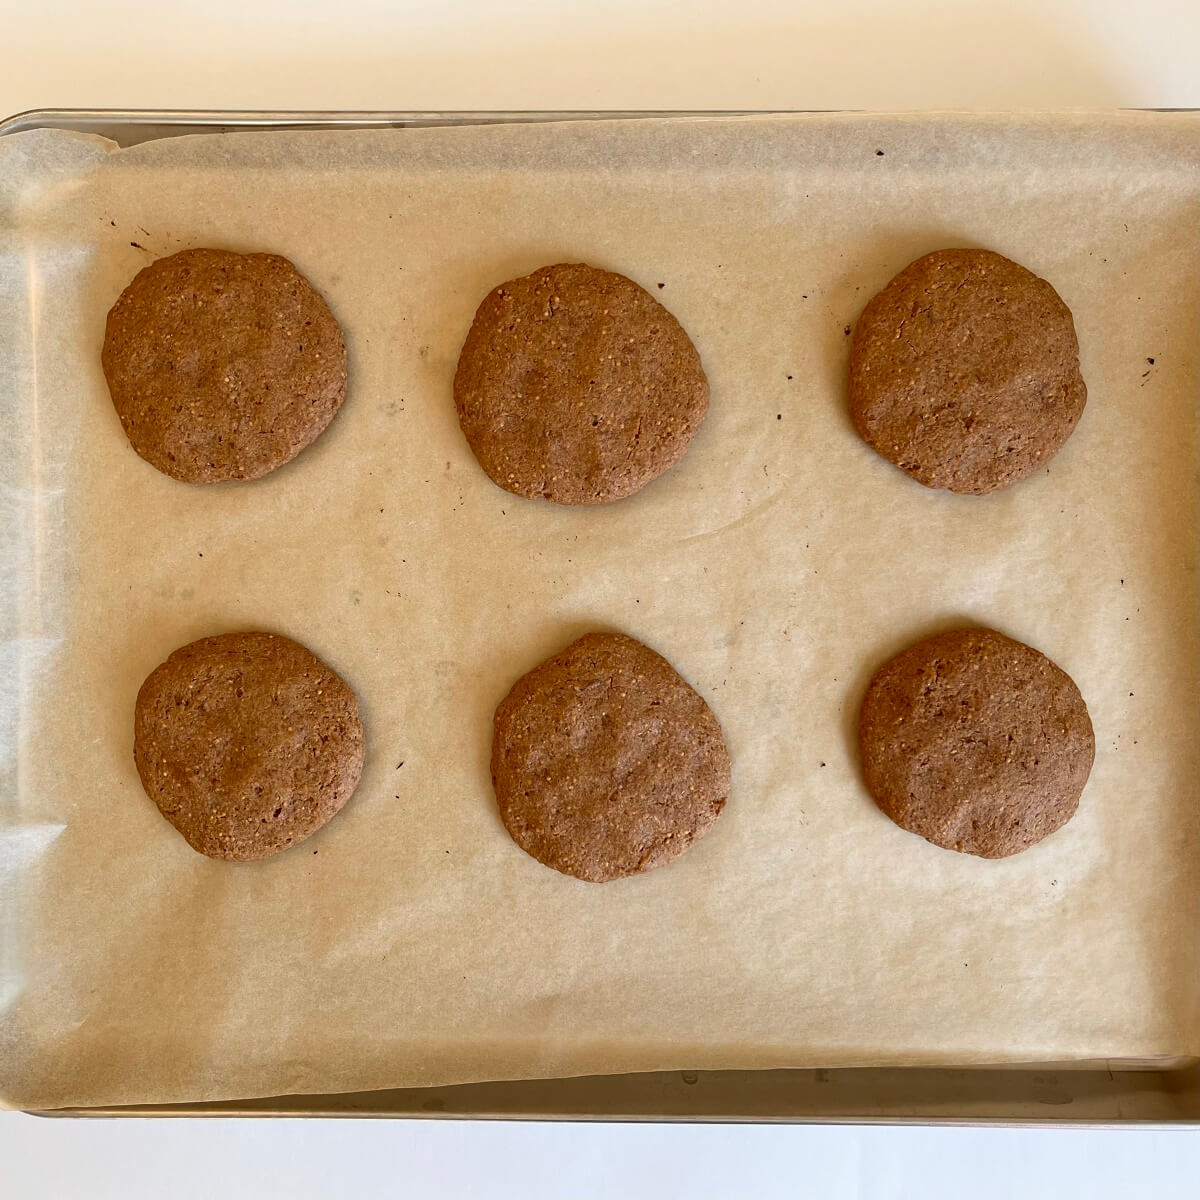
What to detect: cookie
<box><xmin>133</xmin><ymin>632</ymin><xmax>365</xmax><ymax>860</ymax></box>
<box><xmin>858</xmin><ymin>627</ymin><xmax>1094</xmax><ymax>858</ymax></box>
<box><xmin>849</xmin><ymin>249</ymin><xmax>1087</xmax><ymax>494</ymax></box>
<box><xmin>454</xmin><ymin>263</ymin><xmax>709</xmax><ymax>505</ymax></box>
<box><xmin>102</xmin><ymin>248</ymin><xmax>347</xmax><ymax>483</ymax></box>
<box><xmin>491</xmin><ymin>632</ymin><xmax>731</xmax><ymax>881</ymax></box>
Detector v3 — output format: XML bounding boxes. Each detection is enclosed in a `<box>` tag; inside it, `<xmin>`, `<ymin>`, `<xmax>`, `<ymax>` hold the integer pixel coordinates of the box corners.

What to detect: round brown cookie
<box><xmin>858</xmin><ymin>627</ymin><xmax>1094</xmax><ymax>858</ymax></box>
<box><xmin>454</xmin><ymin>263</ymin><xmax>709</xmax><ymax>505</ymax></box>
<box><xmin>102</xmin><ymin>248</ymin><xmax>347</xmax><ymax>483</ymax></box>
<box><xmin>849</xmin><ymin>248</ymin><xmax>1086</xmax><ymax>494</ymax></box>
<box><xmin>492</xmin><ymin>632</ymin><xmax>731</xmax><ymax>882</ymax></box>
<box><xmin>134</xmin><ymin>632</ymin><xmax>365</xmax><ymax>860</ymax></box>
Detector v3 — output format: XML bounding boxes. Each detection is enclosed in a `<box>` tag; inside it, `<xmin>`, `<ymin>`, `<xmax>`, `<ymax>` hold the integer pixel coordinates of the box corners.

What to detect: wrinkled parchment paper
<box><xmin>1</xmin><ymin>113</ymin><xmax>1196</xmax><ymax>1109</ymax></box>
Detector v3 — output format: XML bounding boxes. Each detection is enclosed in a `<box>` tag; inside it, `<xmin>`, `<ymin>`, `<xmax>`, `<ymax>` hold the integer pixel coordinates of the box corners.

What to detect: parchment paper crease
<box><xmin>0</xmin><ymin>113</ymin><xmax>1196</xmax><ymax>1109</ymax></box>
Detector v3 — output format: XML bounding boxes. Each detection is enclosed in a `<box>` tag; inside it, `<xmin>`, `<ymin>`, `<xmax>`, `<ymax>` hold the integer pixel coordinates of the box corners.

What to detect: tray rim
<box><xmin>3</xmin><ymin>105</ymin><xmax>1197</xmax><ymax>141</ymax></box>
<box><xmin>4</xmin><ymin>105</ymin><xmax>1197</xmax><ymax>1126</ymax></box>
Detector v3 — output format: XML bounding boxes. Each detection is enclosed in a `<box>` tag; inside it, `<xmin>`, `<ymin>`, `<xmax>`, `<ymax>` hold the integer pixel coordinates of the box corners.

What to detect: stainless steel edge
<box><xmin>5</xmin><ymin>106</ymin><xmax>1197</xmax><ymax>1126</ymax></box>
<box><xmin>1</xmin><ymin>106</ymin><xmax>1193</xmax><ymax>146</ymax></box>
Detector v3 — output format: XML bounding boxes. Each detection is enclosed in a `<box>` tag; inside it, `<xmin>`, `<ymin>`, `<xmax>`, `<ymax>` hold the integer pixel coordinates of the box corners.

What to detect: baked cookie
<box><xmin>454</xmin><ymin>263</ymin><xmax>709</xmax><ymax>504</ymax></box>
<box><xmin>134</xmin><ymin>632</ymin><xmax>364</xmax><ymax>860</ymax></box>
<box><xmin>102</xmin><ymin>248</ymin><xmax>347</xmax><ymax>483</ymax></box>
<box><xmin>849</xmin><ymin>248</ymin><xmax>1086</xmax><ymax>494</ymax></box>
<box><xmin>492</xmin><ymin>632</ymin><xmax>731</xmax><ymax>881</ymax></box>
<box><xmin>858</xmin><ymin>627</ymin><xmax>1094</xmax><ymax>858</ymax></box>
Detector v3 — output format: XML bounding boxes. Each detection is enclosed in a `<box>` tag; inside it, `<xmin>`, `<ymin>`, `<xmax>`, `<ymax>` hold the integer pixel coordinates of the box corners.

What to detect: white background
<box><xmin>2</xmin><ymin>2</ymin><xmax>1198</xmax><ymax>1197</ymax></box>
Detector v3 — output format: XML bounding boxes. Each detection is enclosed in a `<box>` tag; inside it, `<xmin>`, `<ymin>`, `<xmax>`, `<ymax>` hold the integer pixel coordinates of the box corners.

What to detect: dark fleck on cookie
<box><xmin>454</xmin><ymin>263</ymin><xmax>709</xmax><ymax>505</ymax></box>
<box><xmin>492</xmin><ymin>632</ymin><xmax>731</xmax><ymax>881</ymax></box>
<box><xmin>858</xmin><ymin>627</ymin><xmax>1094</xmax><ymax>858</ymax></box>
<box><xmin>102</xmin><ymin>248</ymin><xmax>347</xmax><ymax>483</ymax></box>
<box><xmin>849</xmin><ymin>249</ymin><xmax>1086</xmax><ymax>494</ymax></box>
<box><xmin>134</xmin><ymin>632</ymin><xmax>365</xmax><ymax>860</ymax></box>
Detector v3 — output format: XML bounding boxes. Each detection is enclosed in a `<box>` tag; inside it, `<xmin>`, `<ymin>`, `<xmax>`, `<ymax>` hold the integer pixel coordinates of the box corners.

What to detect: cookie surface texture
<box><xmin>102</xmin><ymin>248</ymin><xmax>347</xmax><ymax>483</ymax></box>
<box><xmin>849</xmin><ymin>248</ymin><xmax>1086</xmax><ymax>494</ymax></box>
<box><xmin>134</xmin><ymin>632</ymin><xmax>365</xmax><ymax>860</ymax></box>
<box><xmin>492</xmin><ymin>632</ymin><xmax>731</xmax><ymax>881</ymax></box>
<box><xmin>858</xmin><ymin>627</ymin><xmax>1095</xmax><ymax>858</ymax></box>
<box><xmin>454</xmin><ymin>263</ymin><xmax>709</xmax><ymax>504</ymax></box>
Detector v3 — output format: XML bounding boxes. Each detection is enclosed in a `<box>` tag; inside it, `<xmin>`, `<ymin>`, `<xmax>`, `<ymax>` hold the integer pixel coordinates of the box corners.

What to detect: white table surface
<box><xmin>2</xmin><ymin>2</ymin><xmax>1198</xmax><ymax>1196</ymax></box>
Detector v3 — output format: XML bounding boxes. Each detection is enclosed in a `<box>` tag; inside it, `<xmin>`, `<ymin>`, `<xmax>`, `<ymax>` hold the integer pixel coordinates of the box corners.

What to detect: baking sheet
<box><xmin>0</xmin><ymin>113</ymin><xmax>1196</xmax><ymax>1110</ymax></box>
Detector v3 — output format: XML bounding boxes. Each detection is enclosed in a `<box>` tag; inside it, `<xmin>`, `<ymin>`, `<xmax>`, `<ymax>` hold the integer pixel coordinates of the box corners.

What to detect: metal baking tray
<box><xmin>3</xmin><ymin>108</ymin><xmax>1196</xmax><ymax>1126</ymax></box>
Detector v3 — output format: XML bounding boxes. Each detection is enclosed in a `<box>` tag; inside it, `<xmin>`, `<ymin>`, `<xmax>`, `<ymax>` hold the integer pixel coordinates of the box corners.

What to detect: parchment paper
<box><xmin>0</xmin><ymin>113</ymin><xmax>1196</xmax><ymax>1109</ymax></box>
